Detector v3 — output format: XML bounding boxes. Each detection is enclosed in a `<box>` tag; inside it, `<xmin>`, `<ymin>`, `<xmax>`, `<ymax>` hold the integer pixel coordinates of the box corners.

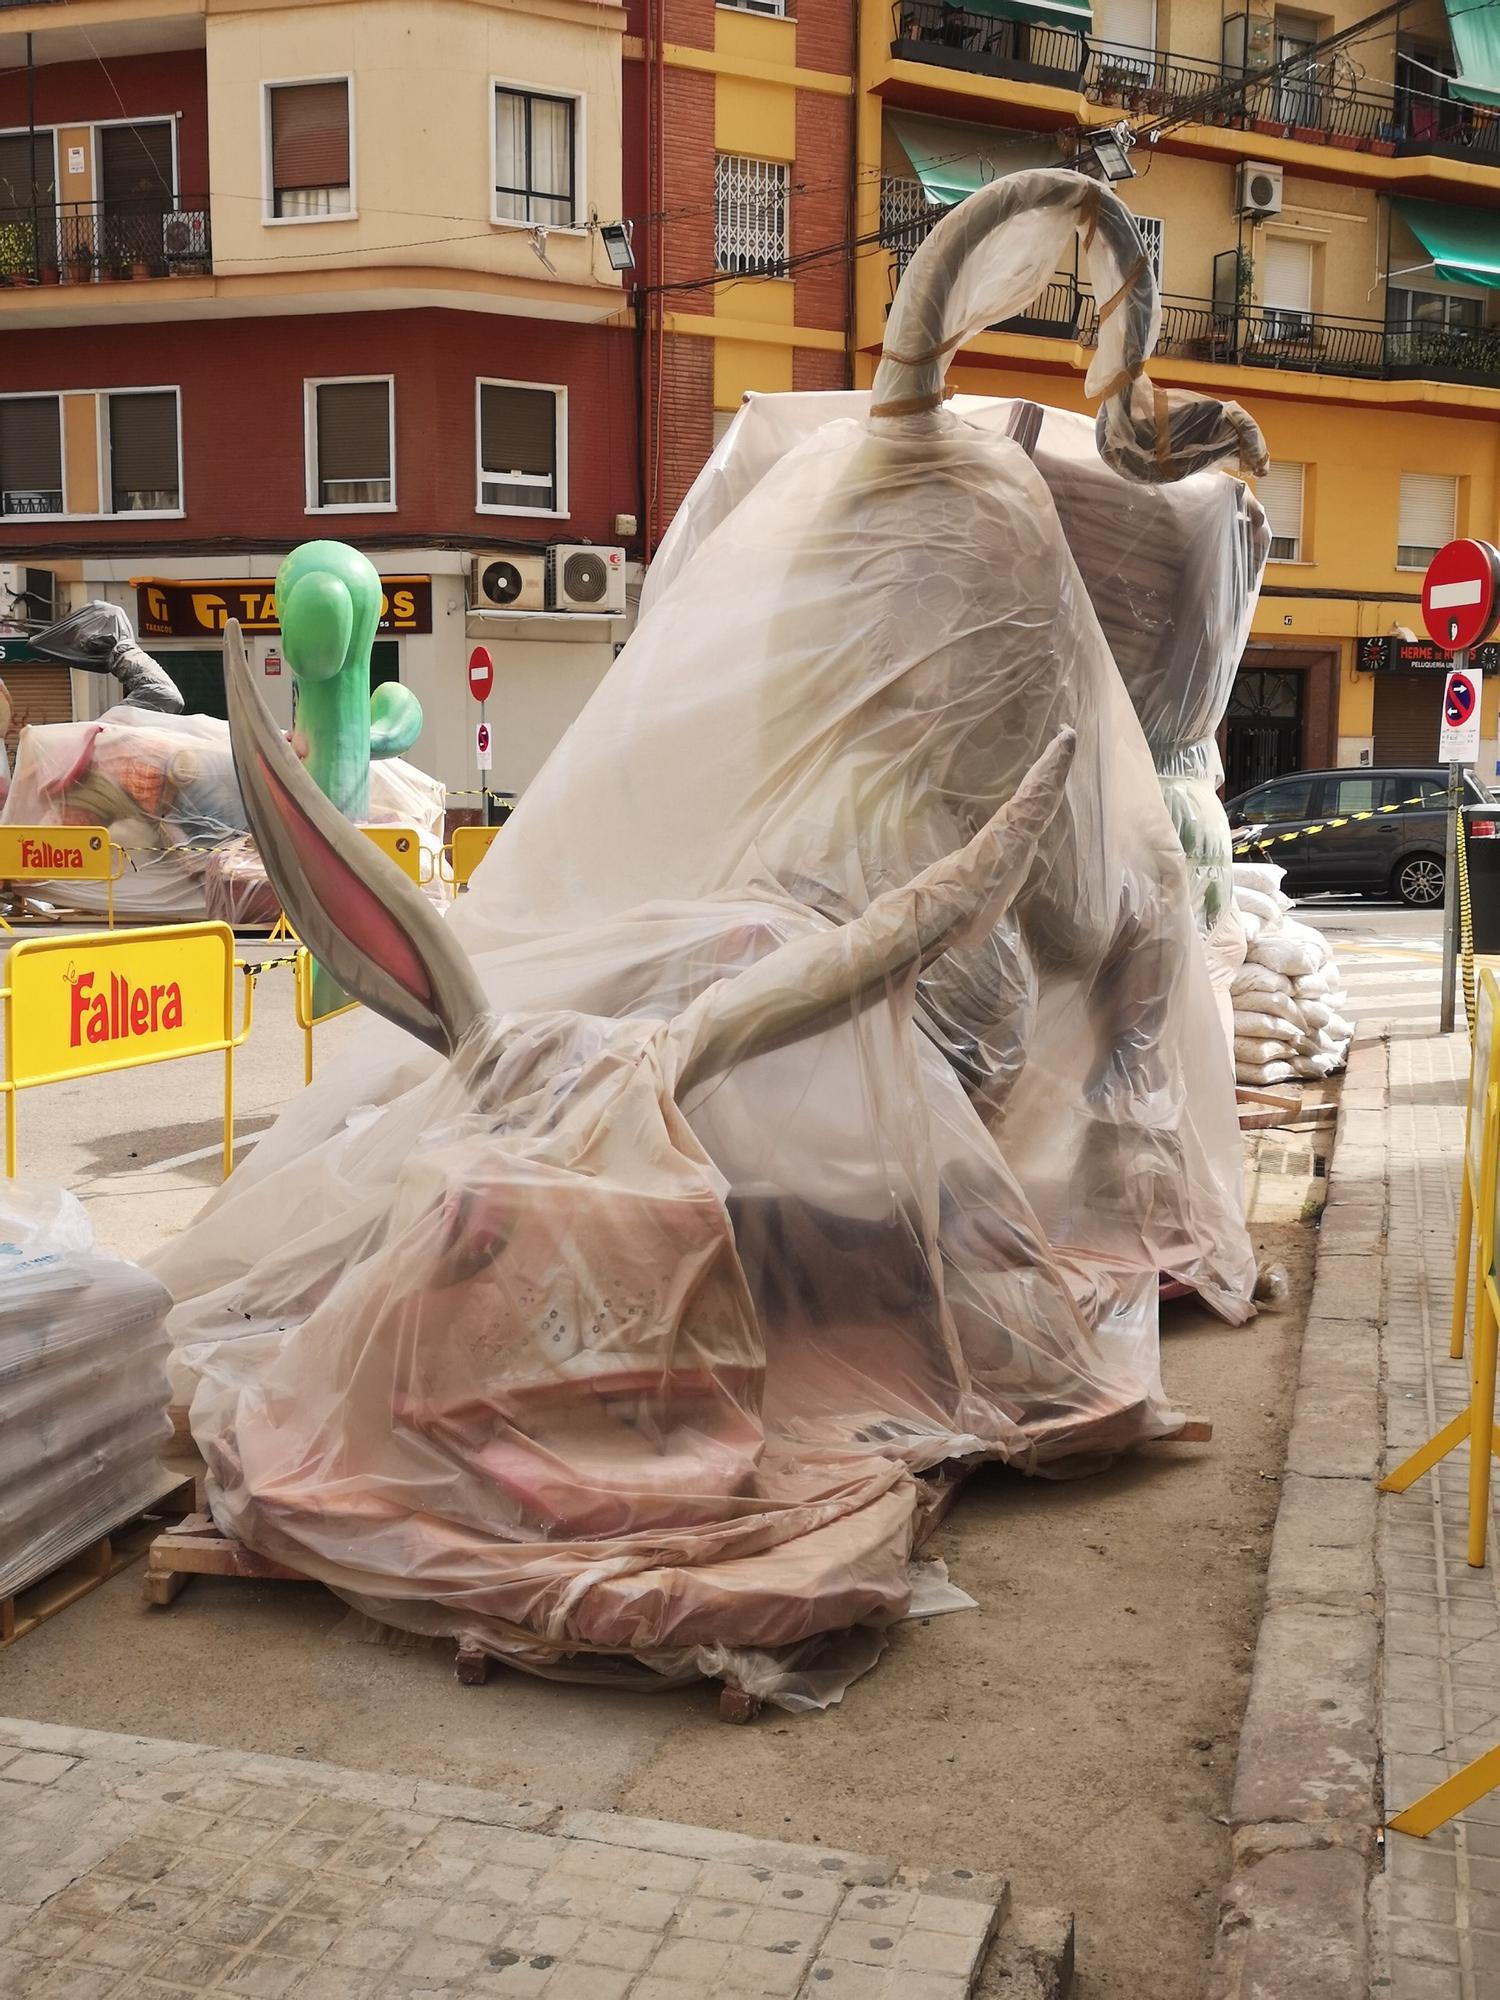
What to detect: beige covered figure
<box><xmin>160</xmin><ymin>171</ymin><xmax>1268</xmax><ymax>1704</ymax></box>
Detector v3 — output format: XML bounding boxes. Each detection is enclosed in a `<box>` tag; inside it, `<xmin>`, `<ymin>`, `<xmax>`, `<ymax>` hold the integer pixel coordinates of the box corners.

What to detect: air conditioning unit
<box><xmin>546</xmin><ymin>544</ymin><xmax>627</xmax><ymax>615</ymax></box>
<box><xmin>1238</xmin><ymin>161</ymin><xmax>1284</xmax><ymax>217</ymax></box>
<box><xmin>161</xmin><ymin>210</ymin><xmax>208</xmax><ymax>262</ymax></box>
<box><xmin>471</xmin><ymin>553</ymin><xmax>546</xmax><ymax>611</ymax></box>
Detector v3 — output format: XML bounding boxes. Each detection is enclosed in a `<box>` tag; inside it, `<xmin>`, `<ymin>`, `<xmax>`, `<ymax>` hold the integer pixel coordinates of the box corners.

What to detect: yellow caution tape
<box><xmin>1232</xmin><ymin>790</ymin><xmax>1448</xmax><ymax>857</ymax></box>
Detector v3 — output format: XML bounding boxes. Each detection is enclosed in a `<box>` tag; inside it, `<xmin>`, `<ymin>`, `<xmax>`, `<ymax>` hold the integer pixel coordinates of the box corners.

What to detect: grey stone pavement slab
<box><xmin>1211</xmin><ymin>1016</ymin><xmax>1500</xmax><ymax>2000</ymax></box>
<box><xmin>0</xmin><ymin>1716</ymin><xmax>1008</xmax><ymax>1999</ymax></box>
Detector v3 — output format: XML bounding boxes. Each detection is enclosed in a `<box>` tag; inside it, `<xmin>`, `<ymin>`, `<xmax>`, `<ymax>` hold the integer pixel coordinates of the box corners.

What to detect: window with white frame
<box><xmin>715</xmin><ymin>155</ymin><xmax>788</xmax><ymax>276</ymax></box>
<box><xmin>106</xmin><ymin>389</ymin><xmax>179</xmax><ymax>512</ymax></box>
<box><xmin>476</xmin><ymin>380</ymin><xmax>565</xmax><ymax>514</ymax></box>
<box><xmin>718</xmin><ymin>0</ymin><xmax>787</xmax><ymax>14</ymax></box>
<box><xmin>1135</xmin><ymin>215</ymin><xmax>1164</xmax><ymax>287</ymax></box>
<box><xmin>1258</xmin><ymin>460</ymin><xmax>1305</xmax><ymax>562</ymax></box>
<box><xmin>1397</xmin><ymin>471</ymin><xmax>1456</xmax><ymax>569</ymax></box>
<box><xmin>307</xmin><ymin>377</ymin><xmax>394</xmax><ymax>510</ymax></box>
<box><xmin>493</xmin><ymin>86</ymin><xmax>578</xmax><ymax>228</ymax></box>
<box><xmin>0</xmin><ymin>395</ymin><xmax>64</xmax><ymax>517</ymax></box>
<box><xmin>267</xmin><ymin>79</ymin><xmax>352</xmax><ymax>220</ymax></box>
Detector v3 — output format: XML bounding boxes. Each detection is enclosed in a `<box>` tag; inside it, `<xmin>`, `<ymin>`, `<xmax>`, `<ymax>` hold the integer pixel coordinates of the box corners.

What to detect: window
<box><xmin>267</xmin><ymin>79</ymin><xmax>352</xmax><ymax>220</ymax></box>
<box><xmin>493</xmin><ymin>86</ymin><xmax>578</xmax><ymax>228</ymax></box>
<box><xmin>1261</xmin><ymin>232</ymin><xmax>1315</xmax><ymax>340</ymax></box>
<box><xmin>715</xmin><ymin>155</ymin><xmax>788</xmax><ymax>276</ymax></box>
<box><xmin>712</xmin><ymin>410</ymin><xmax>736</xmax><ymax>447</ymax></box>
<box><xmin>1398</xmin><ymin>471</ymin><xmax>1456</xmax><ymax>568</ymax></box>
<box><xmin>1247</xmin><ymin>777</ymin><xmax>1314</xmax><ymax>822</ymax></box>
<box><xmin>1327</xmin><ymin>774</ymin><xmax>1392</xmax><ymax>815</ymax></box>
<box><xmin>1388</xmin><ymin>288</ymin><xmax>1484</xmax><ymax>333</ymax></box>
<box><xmin>0</xmin><ymin>395</ymin><xmax>64</xmax><ymax>517</ymax></box>
<box><xmin>880</xmin><ymin>176</ymin><xmax>940</xmax><ymax>282</ymax></box>
<box><xmin>307</xmin><ymin>378</ymin><xmax>394</xmax><ymax>510</ymax></box>
<box><xmin>106</xmin><ymin>390</ymin><xmax>179</xmax><ymax>512</ymax></box>
<box><xmin>1258</xmin><ymin>460</ymin><xmax>1305</xmax><ymax>562</ymax></box>
<box><xmin>1134</xmin><ymin>215</ymin><xmax>1164</xmax><ymax>287</ymax></box>
<box><xmin>718</xmin><ymin>0</ymin><xmax>787</xmax><ymax>13</ymax></box>
<box><xmin>476</xmin><ymin>380</ymin><xmax>565</xmax><ymax>515</ymax></box>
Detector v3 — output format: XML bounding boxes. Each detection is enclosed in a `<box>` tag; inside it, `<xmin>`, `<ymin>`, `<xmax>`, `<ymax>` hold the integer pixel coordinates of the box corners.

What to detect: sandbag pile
<box><xmin>1230</xmin><ymin>861</ymin><xmax>1353</xmax><ymax>1087</ymax></box>
<box><xmin>1</xmin><ymin>1186</ymin><xmax>173</xmax><ymax>1600</ymax></box>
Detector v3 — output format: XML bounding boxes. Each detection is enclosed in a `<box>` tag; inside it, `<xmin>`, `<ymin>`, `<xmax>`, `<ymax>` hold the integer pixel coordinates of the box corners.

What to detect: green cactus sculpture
<box><xmin>277</xmin><ymin>539</ymin><xmax>424</xmax><ymax>1010</ymax></box>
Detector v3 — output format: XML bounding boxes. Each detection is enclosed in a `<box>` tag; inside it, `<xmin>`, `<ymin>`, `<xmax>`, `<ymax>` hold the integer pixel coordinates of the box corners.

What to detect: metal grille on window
<box><xmin>0</xmin><ymin>397</ymin><xmax>64</xmax><ymax>516</ymax></box>
<box><xmin>494</xmin><ymin>89</ymin><xmax>576</xmax><ymax>229</ymax></box>
<box><xmin>479</xmin><ymin>383</ymin><xmax>558</xmax><ymax>511</ymax></box>
<box><xmin>108</xmin><ymin>392</ymin><xmax>178</xmax><ymax>513</ymax></box>
<box><xmin>880</xmin><ymin>177</ymin><xmax>941</xmax><ymax>285</ymax></box>
<box><xmin>1134</xmin><ymin>215</ymin><xmax>1164</xmax><ymax>288</ymax></box>
<box><xmin>1258</xmin><ymin>460</ymin><xmax>1304</xmax><ymax>563</ymax></box>
<box><xmin>270</xmin><ymin>81</ymin><xmax>351</xmax><ymax>219</ymax></box>
<box><xmin>715</xmin><ymin>155</ymin><xmax>788</xmax><ymax>277</ymax></box>
<box><xmin>1397</xmin><ymin>471</ymin><xmax>1456</xmax><ymax>569</ymax></box>
<box><xmin>315</xmin><ymin>380</ymin><xmax>391</xmax><ymax>507</ymax></box>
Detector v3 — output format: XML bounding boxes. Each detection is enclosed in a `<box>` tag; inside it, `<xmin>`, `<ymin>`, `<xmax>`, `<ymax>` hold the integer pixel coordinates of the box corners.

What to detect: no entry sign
<box><xmin>1439</xmin><ymin>665</ymin><xmax>1483</xmax><ymax>764</ymax></box>
<box><xmin>475</xmin><ymin>719</ymin><xmax>492</xmax><ymax>771</ymax></box>
<box><xmin>468</xmin><ymin>645</ymin><xmax>494</xmax><ymax>703</ymax></box>
<box><xmin>1423</xmin><ymin>540</ymin><xmax>1500</xmax><ymax>652</ymax></box>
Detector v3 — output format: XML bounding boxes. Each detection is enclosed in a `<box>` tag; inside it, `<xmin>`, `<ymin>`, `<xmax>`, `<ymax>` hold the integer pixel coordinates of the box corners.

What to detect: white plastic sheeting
<box><xmin>1</xmin><ymin>1185</ymin><xmax>172</xmax><ymax>1599</ymax></box>
<box><xmin>1</xmin><ymin>706</ymin><xmax>445</xmax><ymax>922</ymax></box>
<box><xmin>157</xmin><ymin>173</ymin><xmax>1267</xmax><ymax>1705</ymax></box>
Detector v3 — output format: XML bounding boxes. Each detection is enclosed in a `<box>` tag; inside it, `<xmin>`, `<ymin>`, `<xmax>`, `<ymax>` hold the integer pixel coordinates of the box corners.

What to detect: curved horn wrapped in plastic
<box><xmin>872</xmin><ymin>168</ymin><xmax>1269</xmax><ymax>483</ymax></box>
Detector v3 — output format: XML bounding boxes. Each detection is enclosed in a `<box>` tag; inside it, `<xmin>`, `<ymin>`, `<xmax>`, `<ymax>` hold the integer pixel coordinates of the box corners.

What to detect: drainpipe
<box><xmin>26</xmin><ymin>34</ymin><xmax>37</xmax><ymax>282</ymax></box>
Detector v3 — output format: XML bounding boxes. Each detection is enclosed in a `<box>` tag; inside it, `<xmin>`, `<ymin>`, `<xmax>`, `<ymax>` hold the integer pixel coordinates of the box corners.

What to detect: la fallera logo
<box><xmin>67</xmin><ymin>965</ymin><xmax>184</xmax><ymax>1048</ymax></box>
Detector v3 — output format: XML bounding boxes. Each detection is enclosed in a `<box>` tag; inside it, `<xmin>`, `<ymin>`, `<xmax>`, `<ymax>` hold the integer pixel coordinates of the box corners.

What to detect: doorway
<box><xmin>1224</xmin><ymin>667</ymin><xmax>1304</xmax><ymax>794</ymax></box>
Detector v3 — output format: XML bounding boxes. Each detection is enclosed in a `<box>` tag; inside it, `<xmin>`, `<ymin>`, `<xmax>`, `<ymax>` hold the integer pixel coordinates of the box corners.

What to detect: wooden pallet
<box><xmin>2</xmin><ymin>1473</ymin><xmax>197</xmax><ymax>1648</ymax></box>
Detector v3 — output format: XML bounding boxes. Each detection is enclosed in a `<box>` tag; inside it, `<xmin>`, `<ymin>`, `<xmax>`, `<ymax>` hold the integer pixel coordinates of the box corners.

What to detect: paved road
<box><xmin>1296</xmin><ymin>898</ymin><xmax>1444</xmax><ymax>1037</ymax></box>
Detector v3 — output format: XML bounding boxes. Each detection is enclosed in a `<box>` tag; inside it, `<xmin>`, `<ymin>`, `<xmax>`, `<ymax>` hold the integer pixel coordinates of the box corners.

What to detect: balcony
<box><xmin>884</xmin><ymin>11</ymin><xmax>1500</xmax><ymax>166</ymax></box>
<box><xmin>891</xmin><ymin>2</ymin><xmax>1085</xmax><ymax>90</ymax></box>
<box><xmin>0</xmin><ymin>201</ymin><xmax>211</xmax><ymax>288</ymax></box>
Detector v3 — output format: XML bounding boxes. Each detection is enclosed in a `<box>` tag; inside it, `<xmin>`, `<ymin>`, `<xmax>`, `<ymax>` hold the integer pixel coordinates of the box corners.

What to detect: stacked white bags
<box><xmin>1</xmin><ymin>1185</ymin><xmax>173</xmax><ymax>1599</ymax></box>
<box><xmin>1230</xmin><ymin>862</ymin><xmax>1354</xmax><ymax>1088</ymax></box>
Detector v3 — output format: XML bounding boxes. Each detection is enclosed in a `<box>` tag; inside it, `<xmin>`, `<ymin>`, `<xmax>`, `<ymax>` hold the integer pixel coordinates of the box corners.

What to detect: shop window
<box><xmin>492</xmin><ymin>86</ymin><xmax>578</xmax><ymax>229</ymax></box>
<box><xmin>0</xmin><ymin>395</ymin><xmax>64</xmax><ymax>517</ymax></box>
<box><xmin>267</xmin><ymin>79</ymin><xmax>352</xmax><ymax>221</ymax></box>
<box><xmin>307</xmin><ymin>377</ymin><xmax>394</xmax><ymax>511</ymax></box>
<box><xmin>715</xmin><ymin>155</ymin><xmax>788</xmax><ymax>276</ymax></box>
<box><xmin>107</xmin><ymin>389</ymin><xmax>180</xmax><ymax>513</ymax></box>
<box><xmin>1258</xmin><ymin>460</ymin><xmax>1305</xmax><ymax>562</ymax></box>
<box><xmin>1398</xmin><ymin>471</ymin><xmax>1456</xmax><ymax>569</ymax></box>
<box><xmin>476</xmin><ymin>380</ymin><xmax>565</xmax><ymax>515</ymax></box>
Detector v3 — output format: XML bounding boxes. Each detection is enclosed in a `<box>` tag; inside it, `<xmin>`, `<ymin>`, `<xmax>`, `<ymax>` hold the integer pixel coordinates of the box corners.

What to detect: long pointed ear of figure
<box><xmin>224</xmin><ymin>620</ymin><xmax>487</xmax><ymax>1058</ymax></box>
<box><xmin>671</xmin><ymin>729</ymin><xmax>1076</xmax><ymax>1096</ymax></box>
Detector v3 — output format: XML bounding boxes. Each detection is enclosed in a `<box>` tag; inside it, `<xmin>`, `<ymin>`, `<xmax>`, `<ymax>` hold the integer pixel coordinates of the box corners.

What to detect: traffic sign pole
<box><xmin>1442</xmin><ymin>658</ymin><xmax>1466</xmax><ymax>1036</ymax></box>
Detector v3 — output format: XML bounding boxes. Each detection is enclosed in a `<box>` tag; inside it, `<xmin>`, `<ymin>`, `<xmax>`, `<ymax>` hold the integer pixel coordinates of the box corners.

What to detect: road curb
<box><xmin>1206</xmin><ymin>1029</ymin><xmax>1388</xmax><ymax>2000</ymax></box>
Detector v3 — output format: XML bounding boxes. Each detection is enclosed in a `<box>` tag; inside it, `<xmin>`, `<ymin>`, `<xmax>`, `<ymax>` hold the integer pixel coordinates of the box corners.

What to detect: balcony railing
<box><xmin>0</xmin><ymin>201</ymin><xmax>211</xmax><ymax>287</ymax></box>
<box><xmin>891</xmin><ymin>1</ymin><xmax>1085</xmax><ymax>88</ymax></box>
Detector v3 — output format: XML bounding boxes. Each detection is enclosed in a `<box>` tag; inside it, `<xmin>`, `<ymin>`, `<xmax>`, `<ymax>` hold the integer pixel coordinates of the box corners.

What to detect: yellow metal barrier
<box><xmin>1384</xmin><ymin>968</ymin><xmax>1500</xmax><ymax>1838</ymax></box>
<box><xmin>360</xmin><ymin>825</ymin><xmax>429</xmax><ymax>884</ymax></box>
<box><xmin>1</xmin><ymin>921</ymin><xmax>254</xmax><ymax>1179</ymax></box>
<box><xmin>292</xmin><ymin>947</ymin><xmax>358</xmax><ymax>1086</ymax></box>
<box><xmin>0</xmin><ymin>825</ymin><xmax>126</xmax><ymax>929</ymax></box>
<box><xmin>441</xmin><ymin>823</ymin><xmax>502</xmax><ymax>893</ymax></box>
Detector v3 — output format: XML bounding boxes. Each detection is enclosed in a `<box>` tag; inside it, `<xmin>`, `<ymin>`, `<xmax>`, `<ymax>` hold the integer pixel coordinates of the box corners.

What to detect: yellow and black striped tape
<box><xmin>1232</xmin><ymin>789</ymin><xmax>1448</xmax><ymax>857</ymax></box>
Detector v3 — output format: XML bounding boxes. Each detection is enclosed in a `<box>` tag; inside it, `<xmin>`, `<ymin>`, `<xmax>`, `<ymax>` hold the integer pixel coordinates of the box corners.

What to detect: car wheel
<box><xmin>1395</xmin><ymin>853</ymin><xmax>1446</xmax><ymax>907</ymax></box>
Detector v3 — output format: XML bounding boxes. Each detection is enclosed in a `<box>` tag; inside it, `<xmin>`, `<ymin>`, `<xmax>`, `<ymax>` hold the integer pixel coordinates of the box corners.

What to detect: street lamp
<box><xmin>1086</xmin><ymin>126</ymin><xmax>1137</xmax><ymax>183</ymax></box>
<box><xmin>600</xmin><ymin>221</ymin><xmax>636</xmax><ymax>272</ymax></box>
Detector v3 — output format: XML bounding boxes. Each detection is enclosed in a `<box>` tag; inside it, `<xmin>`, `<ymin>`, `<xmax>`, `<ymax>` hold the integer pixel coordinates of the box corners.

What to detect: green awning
<box><xmin>962</xmin><ymin>0</ymin><xmax>1091</xmax><ymax>27</ymax></box>
<box><xmin>891</xmin><ymin>115</ymin><xmax>1062</xmax><ymax>206</ymax></box>
<box><xmin>1443</xmin><ymin>0</ymin><xmax>1500</xmax><ymax>109</ymax></box>
<box><xmin>1394</xmin><ymin>198</ymin><xmax>1500</xmax><ymax>290</ymax></box>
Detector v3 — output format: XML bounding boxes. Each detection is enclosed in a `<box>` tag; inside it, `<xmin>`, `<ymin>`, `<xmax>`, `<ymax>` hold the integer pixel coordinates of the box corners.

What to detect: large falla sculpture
<box><xmin>156</xmin><ymin>170</ymin><xmax>1271</xmax><ymax>1708</ymax></box>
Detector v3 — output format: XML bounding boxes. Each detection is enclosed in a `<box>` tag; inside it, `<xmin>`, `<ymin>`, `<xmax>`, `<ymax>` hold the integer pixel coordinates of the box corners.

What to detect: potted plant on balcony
<box><xmin>0</xmin><ymin>221</ymin><xmax>31</xmax><ymax>288</ymax></box>
<box><xmin>67</xmin><ymin>239</ymin><xmax>94</xmax><ymax>285</ymax></box>
<box><xmin>1369</xmin><ymin>119</ymin><xmax>1398</xmax><ymax>155</ymax></box>
<box><xmin>1292</xmin><ymin>119</ymin><xmax>1328</xmax><ymax>143</ymax></box>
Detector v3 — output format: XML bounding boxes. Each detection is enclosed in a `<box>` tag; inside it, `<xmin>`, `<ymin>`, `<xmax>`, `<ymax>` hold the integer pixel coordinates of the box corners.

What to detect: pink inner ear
<box><xmin>258</xmin><ymin>752</ymin><xmax>433</xmax><ymax>1007</ymax></box>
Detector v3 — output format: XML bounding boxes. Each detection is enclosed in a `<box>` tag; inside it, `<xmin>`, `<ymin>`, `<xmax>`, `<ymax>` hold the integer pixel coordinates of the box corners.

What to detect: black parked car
<box><xmin>1223</xmin><ymin>767</ymin><xmax>1500</xmax><ymax>906</ymax></box>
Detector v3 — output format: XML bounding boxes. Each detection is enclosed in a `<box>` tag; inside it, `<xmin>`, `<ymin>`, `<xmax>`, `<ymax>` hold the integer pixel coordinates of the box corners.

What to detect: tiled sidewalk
<box><xmin>1381</xmin><ymin>1029</ymin><xmax>1500</xmax><ymax>1999</ymax></box>
<box><xmin>0</xmin><ymin>1717</ymin><xmax>1006</xmax><ymax>2000</ymax></box>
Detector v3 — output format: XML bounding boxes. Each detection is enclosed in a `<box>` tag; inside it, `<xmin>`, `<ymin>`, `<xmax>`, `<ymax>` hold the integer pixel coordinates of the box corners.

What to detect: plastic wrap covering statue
<box><xmin>156</xmin><ymin>173</ymin><xmax>1265</xmax><ymax>1707</ymax></box>
<box><xmin>0</xmin><ymin>676</ymin><xmax>11</xmax><ymax>810</ymax></box>
<box><xmin>1</xmin><ymin>1184</ymin><xmax>172</xmax><ymax>1600</ymax></box>
<box><xmin>28</xmin><ymin>601</ymin><xmax>186</xmax><ymax>714</ymax></box>
<box><xmin>1</xmin><ymin>707</ymin><xmax>444</xmax><ymax>922</ymax></box>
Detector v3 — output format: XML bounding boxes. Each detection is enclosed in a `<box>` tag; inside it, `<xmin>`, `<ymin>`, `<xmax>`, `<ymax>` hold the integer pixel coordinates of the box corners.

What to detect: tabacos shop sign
<box><xmin>133</xmin><ymin>576</ymin><xmax>433</xmax><ymax>638</ymax></box>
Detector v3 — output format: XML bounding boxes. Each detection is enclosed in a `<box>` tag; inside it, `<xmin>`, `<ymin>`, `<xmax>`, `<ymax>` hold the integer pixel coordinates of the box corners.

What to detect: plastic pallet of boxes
<box><xmin>1</xmin><ymin>1186</ymin><xmax>173</xmax><ymax>1605</ymax></box>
